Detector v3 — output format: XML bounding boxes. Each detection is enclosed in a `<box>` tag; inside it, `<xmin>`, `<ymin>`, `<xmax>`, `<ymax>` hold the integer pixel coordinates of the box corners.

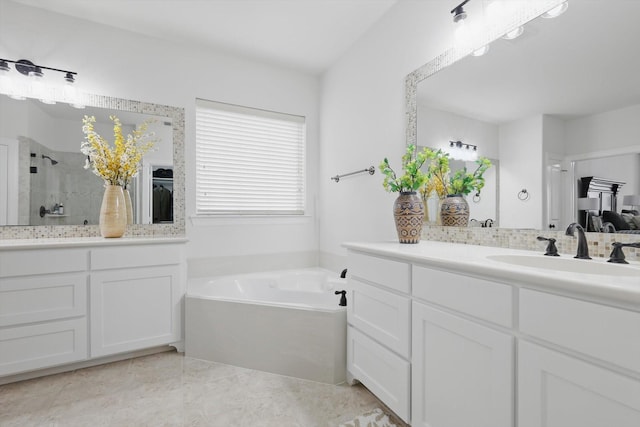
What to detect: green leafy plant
<box><xmin>379</xmin><ymin>144</ymin><xmax>434</xmax><ymax>193</ymax></box>
<box><xmin>426</xmin><ymin>150</ymin><xmax>492</xmax><ymax>196</ymax></box>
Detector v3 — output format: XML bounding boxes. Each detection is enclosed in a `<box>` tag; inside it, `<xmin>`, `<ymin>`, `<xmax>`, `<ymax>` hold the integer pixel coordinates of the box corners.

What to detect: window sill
<box><xmin>189</xmin><ymin>215</ymin><xmax>313</xmax><ymax>226</ymax></box>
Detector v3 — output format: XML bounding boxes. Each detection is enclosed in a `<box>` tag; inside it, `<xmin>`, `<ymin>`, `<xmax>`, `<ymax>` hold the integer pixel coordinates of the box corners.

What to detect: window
<box><xmin>195</xmin><ymin>99</ymin><xmax>306</xmax><ymax>215</ymax></box>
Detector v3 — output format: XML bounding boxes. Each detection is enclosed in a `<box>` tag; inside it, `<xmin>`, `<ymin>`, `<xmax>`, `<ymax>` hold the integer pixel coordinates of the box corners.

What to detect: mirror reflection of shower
<box><xmin>42</xmin><ymin>154</ymin><xmax>58</xmax><ymax>165</ymax></box>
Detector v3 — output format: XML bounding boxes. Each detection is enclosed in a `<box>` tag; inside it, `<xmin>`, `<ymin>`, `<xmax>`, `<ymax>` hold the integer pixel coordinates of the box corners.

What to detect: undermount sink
<box><xmin>486</xmin><ymin>254</ymin><xmax>640</xmax><ymax>277</ymax></box>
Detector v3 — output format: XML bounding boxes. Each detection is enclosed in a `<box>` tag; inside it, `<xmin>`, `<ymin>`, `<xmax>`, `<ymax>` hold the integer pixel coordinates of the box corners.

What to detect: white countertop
<box><xmin>0</xmin><ymin>236</ymin><xmax>188</xmax><ymax>250</ymax></box>
<box><xmin>343</xmin><ymin>241</ymin><xmax>640</xmax><ymax>309</ymax></box>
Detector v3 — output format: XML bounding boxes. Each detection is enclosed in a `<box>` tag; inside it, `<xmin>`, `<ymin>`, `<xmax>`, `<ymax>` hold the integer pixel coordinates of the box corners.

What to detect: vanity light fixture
<box><xmin>451</xmin><ymin>0</ymin><xmax>470</xmax><ymax>23</ymax></box>
<box><xmin>542</xmin><ymin>1</ymin><xmax>569</xmax><ymax>19</ymax></box>
<box><xmin>451</xmin><ymin>0</ymin><xmax>472</xmax><ymax>43</ymax></box>
<box><xmin>0</xmin><ymin>58</ymin><xmax>80</xmax><ymax>106</ymax></box>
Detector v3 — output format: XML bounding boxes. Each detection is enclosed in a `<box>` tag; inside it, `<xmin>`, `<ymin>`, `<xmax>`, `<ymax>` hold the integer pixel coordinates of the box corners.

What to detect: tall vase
<box><xmin>393</xmin><ymin>191</ymin><xmax>424</xmax><ymax>244</ymax></box>
<box><xmin>440</xmin><ymin>194</ymin><xmax>470</xmax><ymax>227</ymax></box>
<box><xmin>99</xmin><ymin>184</ymin><xmax>127</xmax><ymax>238</ymax></box>
<box><xmin>123</xmin><ymin>187</ymin><xmax>133</xmax><ymax>225</ymax></box>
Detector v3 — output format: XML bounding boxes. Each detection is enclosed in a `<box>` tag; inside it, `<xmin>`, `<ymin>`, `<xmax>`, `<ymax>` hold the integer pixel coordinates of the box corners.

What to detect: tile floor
<box><xmin>0</xmin><ymin>351</ymin><xmax>402</xmax><ymax>427</ymax></box>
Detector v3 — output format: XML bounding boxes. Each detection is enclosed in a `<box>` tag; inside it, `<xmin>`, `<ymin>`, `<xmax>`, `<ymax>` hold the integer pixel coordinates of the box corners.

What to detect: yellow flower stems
<box><xmin>81</xmin><ymin>115</ymin><xmax>156</xmax><ymax>187</ymax></box>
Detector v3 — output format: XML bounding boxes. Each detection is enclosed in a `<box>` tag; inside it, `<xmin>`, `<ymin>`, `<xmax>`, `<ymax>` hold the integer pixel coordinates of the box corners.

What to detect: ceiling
<box><xmin>10</xmin><ymin>0</ymin><xmax>398</xmax><ymax>74</ymax></box>
<box><xmin>417</xmin><ymin>0</ymin><xmax>640</xmax><ymax>123</ymax></box>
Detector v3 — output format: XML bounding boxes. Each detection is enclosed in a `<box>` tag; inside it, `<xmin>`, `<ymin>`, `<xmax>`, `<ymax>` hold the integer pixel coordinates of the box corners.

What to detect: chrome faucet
<box><xmin>566</xmin><ymin>223</ymin><xmax>591</xmax><ymax>259</ymax></box>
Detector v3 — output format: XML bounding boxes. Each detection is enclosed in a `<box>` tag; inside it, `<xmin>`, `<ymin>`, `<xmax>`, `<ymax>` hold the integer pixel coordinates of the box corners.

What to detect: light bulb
<box><xmin>29</xmin><ymin>69</ymin><xmax>44</xmax><ymax>99</ymax></box>
<box><xmin>542</xmin><ymin>1</ymin><xmax>568</xmax><ymax>19</ymax></box>
<box><xmin>503</xmin><ymin>26</ymin><xmax>524</xmax><ymax>40</ymax></box>
<box><xmin>472</xmin><ymin>45</ymin><xmax>490</xmax><ymax>57</ymax></box>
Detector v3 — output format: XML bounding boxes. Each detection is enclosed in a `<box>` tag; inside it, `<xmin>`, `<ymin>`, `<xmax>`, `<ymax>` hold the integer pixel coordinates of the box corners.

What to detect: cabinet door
<box><xmin>348</xmin><ymin>279</ymin><xmax>411</xmax><ymax>358</ymax></box>
<box><xmin>412</xmin><ymin>303</ymin><xmax>514</xmax><ymax>427</ymax></box>
<box><xmin>518</xmin><ymin>341</ymin><xmax>640</xmax><ymax>427</ymax></box>
<box><xmin>90</xmin><ymin>265</ymin><xmax>181</xmax><ymax>357</ymax></box>
<box><xmin>347</xmin><ymin>326</ymin><xmax>410</xmax><ymax>423</ymax></box>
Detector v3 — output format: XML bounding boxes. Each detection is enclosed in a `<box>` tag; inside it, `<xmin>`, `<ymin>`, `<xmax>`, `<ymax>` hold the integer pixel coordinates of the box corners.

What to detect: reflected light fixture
<box><xmin>502</xmin><ymin>26</ymin><xmax>524</xmax><ymax>40</ymax></box>
<box><xmin>448</xmin><ymin>140</ymin><xmax>478</xmax><ymax>161</ymax></box>
<box><xmin>472</xmin><ymin>45</ymin><xmax>489</xmax><ymax>57</ymax></box>
<box><xmin>542</xmin><ymin>1</ymin><xmax>569</xmax><ymax>19</ymax></box>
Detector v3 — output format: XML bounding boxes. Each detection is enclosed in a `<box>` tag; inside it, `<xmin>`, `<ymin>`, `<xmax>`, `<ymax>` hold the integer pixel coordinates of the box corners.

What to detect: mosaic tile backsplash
<box><xmin>422</xmin><ymin>226</ymin><xmax>640</xmax><ymax>262</ymax></box>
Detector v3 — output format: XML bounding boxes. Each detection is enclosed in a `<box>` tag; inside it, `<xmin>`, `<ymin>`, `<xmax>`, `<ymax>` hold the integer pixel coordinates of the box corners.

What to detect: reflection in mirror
<box><xmin>412</xmin><ymin>0</ymin><xmax>640</xmax><ymax>232</ymax></box>
<box><xmin>0</xmin><ymin>95</ymin><xmax>173</xmax><ymax>226</ymax></box>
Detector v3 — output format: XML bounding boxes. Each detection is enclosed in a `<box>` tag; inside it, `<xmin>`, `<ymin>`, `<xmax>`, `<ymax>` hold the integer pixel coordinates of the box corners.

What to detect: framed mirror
<box><xmin>407</xmin><ymin>0</ymin><xmax>640</xmax><ymax>233</ymax></box>
<box><xmin>0</xmin><ymin>92</ymin><xmax>185</xmax><ymax>239</ymax></box>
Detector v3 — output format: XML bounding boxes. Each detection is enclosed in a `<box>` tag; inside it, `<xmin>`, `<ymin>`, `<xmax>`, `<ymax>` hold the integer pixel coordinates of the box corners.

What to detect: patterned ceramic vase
<box><xmin>440</xmin><ymin>194</ymin><xmax>470</xmax><ymax>227</ymax></box>
<box><xmin>99</xmin><ymin>185</ymin><xmax>127</xmax><ymax>238</ymax></box>
<box><xmin>393</xmin><ymin>192</ymin><xmax>424</xmax><ymax>244</ymax></box>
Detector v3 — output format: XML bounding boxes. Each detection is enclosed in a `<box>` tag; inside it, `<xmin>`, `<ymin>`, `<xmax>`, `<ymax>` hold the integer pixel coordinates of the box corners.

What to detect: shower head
<box><xmin>42</xmin><ymin>154</ymin><xmax>58</xmax><ymax>165</ymax></box>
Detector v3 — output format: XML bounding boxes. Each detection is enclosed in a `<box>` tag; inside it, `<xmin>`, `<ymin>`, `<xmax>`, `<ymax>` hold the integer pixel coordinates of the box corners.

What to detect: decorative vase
<box><xmin>393</xmin><ymin>191</ymin><xmax>424</xmax><ymax>244</ymax></box>
<box><xmin>123</xmin><ymin>187</ymin><xmax>133</xmax><ymax>225</ymax></box>
<box><xmin>440</xmin><ymin>194</ymin><xmax>470</xmax><ymax>227</ymax></box>
<box><xmin>99</xmin><ymin>184</ymin><xmax>127</xmax><ymax>238</ymax></box>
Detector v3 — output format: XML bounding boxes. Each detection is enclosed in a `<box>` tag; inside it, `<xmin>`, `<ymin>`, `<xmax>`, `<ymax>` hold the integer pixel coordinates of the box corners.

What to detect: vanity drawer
<box><xmin>348</xmin><ymin>251</ymin><xmax>410</xmax><ymax>294</ymax></box>
<box><xmin>90</xmin><ymin>244</ymin><xmax>182</xmax><ymax>270</ymax></box>
<box><xmin>348</xmin><ymin>278</ymin><xmax>411</xmax><ymax>358</ymax></box>
<box><xmin>347</xmin><ymin>326</ymin><xmax>410</xmax><ymax>422</ymax></box>
<box><xmin>520</xmin><ymin>288</ymin><xmax>640</xmax><ymax>373</ymax></box>
<box><xmin>412</xmin><ymin>265</ymin><xmax>513</xmax><ymax>327</ymax></box>
<box><xmin>0</xmin><ymin>273</ymin><xmax>87</xmax><ymax>326</ymax></box>
<box><xmin>0</xmin><ymin>318</ymin><xmax>88</xmax><ymax>376</ymax></box>
<box><xmin>0</xmin><ymin>249</ymin><xmax>87</xmax><ymax>278</ymax></box>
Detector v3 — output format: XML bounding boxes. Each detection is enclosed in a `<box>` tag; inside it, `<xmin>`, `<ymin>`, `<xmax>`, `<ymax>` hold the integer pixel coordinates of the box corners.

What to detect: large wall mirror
<box><xmin>0</xmin><ymin>92</ymin><xmax>185</xmax><ymax>238</ymax></box>
<box><xmin>407</xmin><ymin>0</ymin><xmax>640</xmax><ymax>234</ymax></box>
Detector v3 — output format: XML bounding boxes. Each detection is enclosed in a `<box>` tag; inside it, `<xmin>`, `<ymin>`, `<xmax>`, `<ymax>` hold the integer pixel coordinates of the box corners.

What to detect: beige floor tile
<box><xmin>0</xmin><ymin>351</ymin><xmax>392</xmax><ymax>427</ymax></box>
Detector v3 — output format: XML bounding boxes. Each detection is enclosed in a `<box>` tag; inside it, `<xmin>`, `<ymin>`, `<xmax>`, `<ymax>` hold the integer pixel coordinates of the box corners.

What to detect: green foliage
<box><xmin>382</xmin><ymin>146</ymin><xmax>492</xmax><ymax>196</ymax></box>
<box><xmin>448</xmin><ymin>156</ymin><xmax>492</xmax><ymax>196</ymax></box>
<box><xmin>379</xmin><ymin>145</ymin><xmax>436</xmax><ymax>193</ymax></box>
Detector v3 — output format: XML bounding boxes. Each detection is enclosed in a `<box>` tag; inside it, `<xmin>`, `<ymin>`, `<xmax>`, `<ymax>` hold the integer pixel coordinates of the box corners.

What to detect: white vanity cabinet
<box><xmin>346</xmin><ymin>251</ymin><xmax>411</xmax><ymax>422</ymax></box>
<box><xmin>89</xmin><ymin>244</ymin><xmax>183</xmax><ymax>357</ymax></box>
<box><xmin>518</xmin><ymin>288</ymin><xmax>640</xmax><ymax>427</ymax></box>
<box><xmin>0</xmin><ymin>248</ymin><xmax>88</xmax><ymax>376</ymax></box>
<box><xmin>411</xmin><ymin>265</ymin><xmax>514</xmax><ymax>427</ymax></box>
<box><xmin>0</xmin><ymin>238</ymin><xmax>186</xmax><ymax>380</ymax></box>
<box><xmin>344</xmin><ymin>242</ymin><xmax>640</xmax><ymax>427</ymax></box>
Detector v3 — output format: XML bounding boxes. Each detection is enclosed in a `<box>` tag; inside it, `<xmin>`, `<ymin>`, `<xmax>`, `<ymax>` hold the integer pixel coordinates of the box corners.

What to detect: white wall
<box><xmin>498</xmin><ymin>115</ymin><xmax>543</xmax><ymax>229</ymax></box>
<box><xmin>0</xmin><ymin>1</ymin><xmax>320</xmax><ymax>273</ymax></box>
<box><xmin>318</xmin><ymin>1</ymin><xmax>452</xmax><ymax>267</ymax></box>
<box><xmin>418</xmin><ymin>106</ymin><xmax>500</xmax><ymax>160</ymax></box>
<box><xmin>565</xmin><ymin>103</ymin><xmax>640</xmax><ymax>156</ymax></box>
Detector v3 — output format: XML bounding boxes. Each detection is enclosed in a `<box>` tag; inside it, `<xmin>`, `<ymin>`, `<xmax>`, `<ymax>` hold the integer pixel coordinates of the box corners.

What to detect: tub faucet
<box><xmin>340</xmin><ymin>268</ymin><xmax>348</xmax><ymax>279</ymax></box>
<box><xmin>566</xmin><ymin>223</ymin><xmax>591</xmax><ymax>259</ymax></box>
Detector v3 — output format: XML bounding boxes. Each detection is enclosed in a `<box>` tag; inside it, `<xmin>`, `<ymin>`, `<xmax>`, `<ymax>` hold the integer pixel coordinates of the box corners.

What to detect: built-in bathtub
<box><xmin>185</xmin><ymin>268</ymin><xmax>347</xmax><ymax>384</ymax></box>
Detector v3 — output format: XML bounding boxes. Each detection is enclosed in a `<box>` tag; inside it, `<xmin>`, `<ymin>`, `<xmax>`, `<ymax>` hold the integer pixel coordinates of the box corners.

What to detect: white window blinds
<box><xmin>195</xmin><ymin>99</ymin><xmax>306</xmax><ymax>215</ymax></box>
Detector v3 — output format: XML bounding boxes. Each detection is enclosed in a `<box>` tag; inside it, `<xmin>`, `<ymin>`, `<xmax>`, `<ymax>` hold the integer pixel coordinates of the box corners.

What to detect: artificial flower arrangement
<box><xmin>421</xmin><ymin>148</ymin><xmax>492</xmax><ymax>197</ymax></box>
<box><xmin>379</xmin><ymin>144</ymin><xmax>433</xmax><ymax>193</ymax></box>
<box><xmin>81</xmin><ymin>115</ymin><xmax>156</xmax><ymax>187</ymax></box>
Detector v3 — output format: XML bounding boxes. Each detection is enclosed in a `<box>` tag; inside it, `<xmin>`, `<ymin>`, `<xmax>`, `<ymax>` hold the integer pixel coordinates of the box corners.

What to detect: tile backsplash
<box><xmin>422</xmin><ymin>226</ymin><xmax>640</xmax><ymax>262</ymax></box>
